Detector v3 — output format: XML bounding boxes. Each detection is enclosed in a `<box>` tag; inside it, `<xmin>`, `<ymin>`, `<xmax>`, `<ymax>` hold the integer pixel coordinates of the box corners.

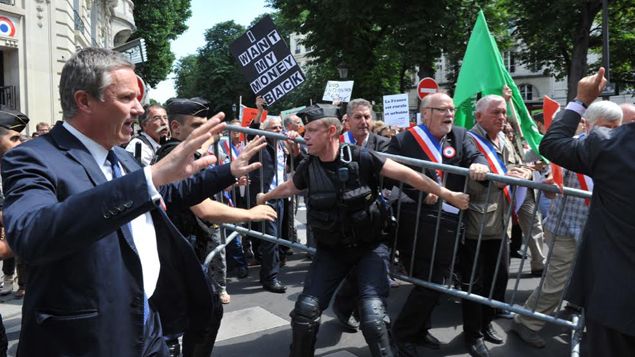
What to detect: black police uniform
<box><xmin>0</xmin><ymin>110</ymin><xmax>30</xmax><ymax>357</ymax></box>
<box><xmin>153</xmin><ymin>98</ymin><xmax>223</xmax><ymax>357</ymax></box>
<box><xmin>289</xmin><ymin>105</ymin><xmax>394</xmax><ymax>357</ymax></box>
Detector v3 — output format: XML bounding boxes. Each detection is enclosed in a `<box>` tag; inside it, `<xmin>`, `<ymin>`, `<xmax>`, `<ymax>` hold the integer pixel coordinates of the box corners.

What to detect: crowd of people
<box><xmin>0</xmin><ymin>46</ymin><xmax>633</xmax><ymax>357</ymax></box>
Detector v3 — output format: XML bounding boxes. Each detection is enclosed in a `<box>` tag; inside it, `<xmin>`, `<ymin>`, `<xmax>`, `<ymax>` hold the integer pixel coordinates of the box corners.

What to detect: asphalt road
<box><xmin>0</xmin><ymin>204</ymin><xmax>576</xmax><ymax>356</ymax></box>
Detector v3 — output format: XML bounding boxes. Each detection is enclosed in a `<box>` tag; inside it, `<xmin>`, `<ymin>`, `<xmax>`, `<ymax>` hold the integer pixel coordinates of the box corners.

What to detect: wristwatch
<box><xmin>572</xmin><ymin>98</ymin><xmax>588</xmax><ymax>109</ymax></box>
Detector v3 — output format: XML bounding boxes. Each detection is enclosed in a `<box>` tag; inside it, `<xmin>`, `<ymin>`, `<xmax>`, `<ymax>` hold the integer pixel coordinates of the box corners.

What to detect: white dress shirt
<box><xmin>63</xmin><ymin>122</ymin><xmax>161</xmax><ymax>298</ymax></box>
<box><xmin>125</xmin><ymin>132</ymin><xmax>161</xmax><ymax>166</ymax></box>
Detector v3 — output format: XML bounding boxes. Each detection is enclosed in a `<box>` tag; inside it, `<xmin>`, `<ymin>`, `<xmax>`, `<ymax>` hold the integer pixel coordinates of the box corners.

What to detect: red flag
<box><xmin>543</xmin><ymin>96</ymin><xmax>564</xmax><ymax>191</ymax></box>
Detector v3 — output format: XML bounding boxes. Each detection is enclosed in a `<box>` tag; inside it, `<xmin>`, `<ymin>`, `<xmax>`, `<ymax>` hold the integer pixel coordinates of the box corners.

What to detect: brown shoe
<box><xmin>14</xmin><ymin>288</ymin><xmax>25</xmax><ymax>299</ymax></box>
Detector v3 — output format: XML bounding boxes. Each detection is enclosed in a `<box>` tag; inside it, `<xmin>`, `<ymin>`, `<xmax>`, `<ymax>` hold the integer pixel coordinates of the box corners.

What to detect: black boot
<box><xmin>359</xmin><ymin>298</ymin><xmax>394</xmax><ymax>357</ymax></box>
<box><xmin>289</xmin><ymin>294</ymin><xmax>321</xmax><ymax>357</ymax></box>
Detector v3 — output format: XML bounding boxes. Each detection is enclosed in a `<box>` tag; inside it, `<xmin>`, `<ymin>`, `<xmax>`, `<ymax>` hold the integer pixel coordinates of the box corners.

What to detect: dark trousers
<box><xmin>255</xmin><ymin>199</ymin><xmax>283</xmax><ymax>282</ymax></box>
<box><xmin>2</xmin><ymin>258</ymin><xmax>14</xmax><ymax>276</ymax></box>
<box><xmin>0</xmin><ymin>313</ymin><xmax>6</xmax><ymax>357</ymax></box>
<box><xmin>586</xmin><ymin>319</ymin><xmax>635</xmax><ymax>357</ymax></box>
<box><xmin>461</xmin><ymin>238</ymin><xmax>509</xmax><ymax>341</ymax></box>
<box><xmin>392</xmin><ymin>208</ymin><xmax>462</xmax><ymax>343</ymax></box>
<box><xmin>225</xmin><ymin>234</ymin><xmax>247</xmax><ymax>270</ymax></box>
<box><xmin>303</xmin><ymin>243</ymin><xmax>390</xmax><ymax>311</ymax></box>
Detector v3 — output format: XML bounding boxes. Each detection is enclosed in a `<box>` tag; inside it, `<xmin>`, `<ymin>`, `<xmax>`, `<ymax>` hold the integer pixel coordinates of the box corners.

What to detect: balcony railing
<box><xmin>0</xmin><ymin>86</ymin><xmax>17</xmax><ymax>110</ymax></box>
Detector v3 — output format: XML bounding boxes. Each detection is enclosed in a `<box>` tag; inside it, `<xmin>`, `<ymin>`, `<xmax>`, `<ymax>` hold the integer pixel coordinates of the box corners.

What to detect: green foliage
<box><xmin>130</xmin><ymin>0</ymin><xmax>192</xmax><ymax>87</ymax></box>
<box><xmin>173</xmin><ymin>55</ymin><xmax>200</xmax><ymax>99</ymax></box>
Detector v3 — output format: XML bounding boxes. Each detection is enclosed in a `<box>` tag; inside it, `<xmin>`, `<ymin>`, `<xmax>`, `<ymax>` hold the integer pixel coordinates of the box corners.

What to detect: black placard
<box><xmin>229</xmin><ymin>16</ymin><xmax>306</xmax><ymax>105</ymax></box>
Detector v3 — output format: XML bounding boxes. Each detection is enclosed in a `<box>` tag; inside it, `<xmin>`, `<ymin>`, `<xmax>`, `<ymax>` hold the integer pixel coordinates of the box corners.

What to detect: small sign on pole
<box><xmin>382</xmin><ymin>93</ymin><xmax>410</xmax><ymax>128</ymax></box>
<box><xmin>417</xmin><ymin>77</ymin><xmax>439</xmax><ymax>100</ymax></box>
<box><xmin>322</xmin><ymin>81</ymin><xmax>354</xmax><ymax>102</ymax></box>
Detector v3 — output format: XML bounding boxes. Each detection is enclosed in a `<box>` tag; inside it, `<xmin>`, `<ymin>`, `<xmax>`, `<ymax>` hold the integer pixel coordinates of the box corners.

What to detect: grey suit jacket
<box><xmin>540</xmin><ymin>108</ymin><xmax>635</xmax><ymax>336</ymax></box>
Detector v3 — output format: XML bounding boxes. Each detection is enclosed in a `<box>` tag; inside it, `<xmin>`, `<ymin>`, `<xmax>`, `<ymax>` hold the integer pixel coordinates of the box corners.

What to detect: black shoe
<box><xmin>236</xmin><ymin>266</ymin><xmax>249</xmax><ymax>279</ymax></box>
<box><xmin>333</xmin><ymin>308</ymin><xmax>359</xmax><ymax>333</ymax></box>
<box><xmin>419</xmin><ymin>331</ymin><xmax>441</xmax><ymax>350</ymax></box>
<box><xmin>166</xmin><ymin>338</ymin><xmax>180</xmax><ymax>357</ymax></box>
<box><xmin>395</xmin><ymin>341</ymin><xmax>420</xmax><ymax>357</ymax></box>
<box><xmin>465</xmin><ymin>338</ymin><xmax>490</xmax><ymax>357</ymax></box>
<box><xmin>262</xmin><ymin>279</ymin><xmax>287</xmax><ymax>293</ymax></box>
<box><xmin>482</xmin><ymin>323</ymin><xmax>504</xmax><ymax>344</ymax></box>
<box><xmin>530</xmin><ymin>269</ymin><xmax>544</xmax><ymax>277</ymax></box>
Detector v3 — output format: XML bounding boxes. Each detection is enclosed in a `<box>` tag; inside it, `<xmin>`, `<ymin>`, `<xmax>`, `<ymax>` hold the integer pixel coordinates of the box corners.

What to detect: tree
<box><xmin>173</xmin><ymin>55</ymin><xmax>200</xmax><ymax>99</ymax></box>
<box><xmin>193</xmin><ymin>21</ymin><xmax>254</xmax><ymax>117</ymax></box>
<box><xmin>130</xmin><ymin>0</ymin><xmax>192</xmax><ymax>87</ymax></box>
<box><xmin>506</xmin><ymin>0</ymin><xmax>629</xmax><ymax>100</ymax></box>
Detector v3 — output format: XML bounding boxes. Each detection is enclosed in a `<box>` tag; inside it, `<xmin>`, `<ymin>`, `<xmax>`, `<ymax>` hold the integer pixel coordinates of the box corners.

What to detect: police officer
<box><xmin>256</xmin><ymin>104</ymin><xmax>470</xmax><ymax>357</ymax></box>
<box><xmin>153</xmin><ymin>98</ymin><xmax>271</xmax><ymax>357</ymax></box>
<box><xmin>0</xmin><ymin>110</ymin><xmax>30</xmax><ymax>356</ymax></box>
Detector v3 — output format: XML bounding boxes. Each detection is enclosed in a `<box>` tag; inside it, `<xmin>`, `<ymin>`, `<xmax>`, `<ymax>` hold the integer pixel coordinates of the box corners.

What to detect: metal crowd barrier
<box><xmin>205</xmin><ymin>124</ymin><xmax>591</xmax><ymax>357</ymax></box>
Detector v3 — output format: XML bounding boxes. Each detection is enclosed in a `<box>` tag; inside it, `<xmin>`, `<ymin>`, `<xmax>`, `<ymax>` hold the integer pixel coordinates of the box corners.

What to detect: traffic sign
<box><xmin>417</xmin><ymin>77</ymin><xmax>439</xmax><ymax>100</ymax></box>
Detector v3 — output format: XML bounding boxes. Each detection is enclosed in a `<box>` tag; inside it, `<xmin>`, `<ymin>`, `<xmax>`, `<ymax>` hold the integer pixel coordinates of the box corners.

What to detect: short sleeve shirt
<box><xmin>293</xmin><ymin>145</ymin><xmax>386</xmax><ymax>191</ymax></box>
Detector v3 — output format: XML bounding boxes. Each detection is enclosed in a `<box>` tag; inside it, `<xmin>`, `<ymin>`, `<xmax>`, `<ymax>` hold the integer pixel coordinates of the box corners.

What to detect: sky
<box><xmin>148</xmin><ymin>0</ymin><xmax>271</xmax><ymax>103</ymax></box>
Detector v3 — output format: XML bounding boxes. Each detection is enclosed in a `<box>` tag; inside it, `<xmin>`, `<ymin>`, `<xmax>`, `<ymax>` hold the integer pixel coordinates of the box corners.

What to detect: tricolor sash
<box><xmin>408</xmin><ymin>124</ymin><xmax>443</xmax><ymax>181</ymax></box>
<box><xmin>467</xmin><ymin>131</ymin><xmax>513</xmax><ymax>205</ymax></box>
<box><xmin>340</xmin><ymin>131</ymin><xmax>355</xmax><ymax>144</ymax></box>
<box><xmin>222</xmin><ymin>141</ymin><xmax>241</xmax><ymax>162</ymax></box>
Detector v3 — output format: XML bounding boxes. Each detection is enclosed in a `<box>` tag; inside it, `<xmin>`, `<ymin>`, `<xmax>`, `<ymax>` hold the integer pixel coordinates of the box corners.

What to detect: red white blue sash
<box><xmin>222</xmin><ymin>141</ymin><xmax>240</xmax><ymax>159</ymax></box>
<box><xmin>408</xmin><ymin>124</ymin><xmax>443</xmax><ymax>180</ymax></box>
<box><xmin>467</xmin><ymin>131</ymin><xmax>513</xmax><ymax>204</ymax></box>
<box><xmin>340</xmin><ymin>131</ymin><xmax>355</xmax><ymax>144</ymax></box>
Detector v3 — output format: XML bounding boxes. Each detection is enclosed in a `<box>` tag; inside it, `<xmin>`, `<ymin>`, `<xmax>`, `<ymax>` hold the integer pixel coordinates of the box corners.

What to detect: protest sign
<box><xmin>322</xmin><ymin>81</ymin><xmax>354</xmax><ymax>102</ymax></box>
<box><xmin>280</xmin><ymin>106</ymin><xmax>306</xmax><ymax>120</ymax></box>
<box><xmin>382</xmin><ymin>93</ymin><xmax>410</xmax><ymax>127</ymax></box>
<box><xmin>241</xmin><ymin>105</ymin><xmax>267</xmax><ymax>127</ymax></box>
<box><xmin>229</xmin><ymin>16</ymin><xmax>306</xmax><ymax>105</ymax></box>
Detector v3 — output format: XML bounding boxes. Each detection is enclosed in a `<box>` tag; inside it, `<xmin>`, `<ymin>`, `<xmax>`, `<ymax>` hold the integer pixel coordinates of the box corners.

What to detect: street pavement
<box><xmin>0</xmin><ymin>205</ymin><xmax>577</xmax><ymax>356</ymax></box>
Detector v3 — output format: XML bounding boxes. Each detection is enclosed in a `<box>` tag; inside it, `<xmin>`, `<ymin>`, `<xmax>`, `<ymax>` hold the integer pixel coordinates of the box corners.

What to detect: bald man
<box><xmin>619</xmin><ymin>103</ymin><xmax>635</xmax><ymax>124</ymax></box>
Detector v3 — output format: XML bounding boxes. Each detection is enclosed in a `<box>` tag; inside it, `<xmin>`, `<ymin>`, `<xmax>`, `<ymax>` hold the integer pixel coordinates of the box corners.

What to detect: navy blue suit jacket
<box><xmin>1</xmin><ymin>123</ymin><xmax>236</xmax><ymax>356</ymax></box>
<box><xmin>540</xmin><ymin>109</ymin><xmax>635</xmax><ymax>336</ymax></box>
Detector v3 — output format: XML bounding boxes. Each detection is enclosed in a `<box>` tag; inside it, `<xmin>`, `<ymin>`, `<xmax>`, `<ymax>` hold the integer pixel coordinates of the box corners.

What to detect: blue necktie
<box><xmin>106</xmin><ymin>150</ymin><xmax>150</xmax><ymax>324</ymax></box>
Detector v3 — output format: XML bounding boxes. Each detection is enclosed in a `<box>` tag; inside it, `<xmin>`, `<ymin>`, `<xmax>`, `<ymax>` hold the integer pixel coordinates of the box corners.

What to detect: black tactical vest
<box><xmin>306</xmin><ymin>145</ymin><xmax>392</xmax><ymax>248</ymax></box>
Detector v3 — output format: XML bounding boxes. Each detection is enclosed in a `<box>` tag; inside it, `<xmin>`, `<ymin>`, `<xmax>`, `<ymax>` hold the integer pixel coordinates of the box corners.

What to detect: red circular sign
<box><xmin>417</xmin><ymin>77</ymin><xmax>439</xmax><ymax>100</ymax></box>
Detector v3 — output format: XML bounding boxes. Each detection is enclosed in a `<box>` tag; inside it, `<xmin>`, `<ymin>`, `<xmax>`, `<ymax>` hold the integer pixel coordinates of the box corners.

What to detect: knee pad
<box><xmin>358</xmin><ymin>297</ymin><xmax>388</xmax><ymax>338</ymax></box>
<box><xmin>291</xmin><ymin>294</ymin><xmax>321</xmax><ymax>326</ymax></box>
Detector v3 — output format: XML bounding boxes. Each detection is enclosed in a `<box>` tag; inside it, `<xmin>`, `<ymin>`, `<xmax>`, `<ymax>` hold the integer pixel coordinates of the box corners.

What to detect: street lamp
<box><xmin>337</xmin><ymin>61</ymin><xmax>348</xmax><ymax>80</ymax></box>
<box><xmin>231</xmin><ymin>103</ymin><xmax>237</xmax><ymax>119</ymax></box>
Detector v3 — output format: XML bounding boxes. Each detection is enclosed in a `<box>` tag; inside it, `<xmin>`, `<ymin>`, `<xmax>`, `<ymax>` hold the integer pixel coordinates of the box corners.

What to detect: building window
<box><xmin>295</xmin><ymin>44</ymin><xmax>301</xmax><ymax>54</ymax></box>
<box><xmin>518</xmin><ymin>84</ymin><xmax>538</xmax><ymax>101</ymax></box>
<box><xmin>504</xmin><ymin>51</ymin><xmax>516</xmax><ymax>73</ymax></box>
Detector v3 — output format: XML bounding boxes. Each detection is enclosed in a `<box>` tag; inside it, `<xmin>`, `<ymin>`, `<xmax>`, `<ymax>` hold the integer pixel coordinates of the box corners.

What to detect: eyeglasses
<box><xmin>425</xmin><ymin>107</ymin><xmax>456</xmax><ymax>114</ymax></box>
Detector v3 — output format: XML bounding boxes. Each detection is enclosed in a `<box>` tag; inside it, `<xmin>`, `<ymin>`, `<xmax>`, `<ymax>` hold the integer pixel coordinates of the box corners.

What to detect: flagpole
<box><xmin>503</xmin><ymin>86</ymin><xmax>528</xmax><ymax>160</ymax></box>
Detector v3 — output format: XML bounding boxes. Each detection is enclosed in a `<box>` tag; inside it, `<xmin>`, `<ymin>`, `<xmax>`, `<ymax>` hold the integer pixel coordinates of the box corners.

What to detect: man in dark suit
<box><xmin>388</xmin><ymin>93</ymin><xmax>489</xmax><ymax>356</ymax></box>
<box><xmin>342</xmin><ymin>98</ymin><xmax>390</xmax><ymax>152</ymax></box>
<box><xmin>540</xmin><ymin>67</ymin><xmax>635</xmax><ymax>356</ymax></box>
<box><xmin>1</xmin><ymin>48</ymin><xmax>264</xmax><ymax>357</ymax></box>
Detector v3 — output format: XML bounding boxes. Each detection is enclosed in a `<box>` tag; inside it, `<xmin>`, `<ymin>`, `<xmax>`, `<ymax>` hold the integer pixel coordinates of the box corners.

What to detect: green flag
<box><xmin>453</xmin><ymin>10</ymin><xmax>542</xmax><ymax>155</ymax></box>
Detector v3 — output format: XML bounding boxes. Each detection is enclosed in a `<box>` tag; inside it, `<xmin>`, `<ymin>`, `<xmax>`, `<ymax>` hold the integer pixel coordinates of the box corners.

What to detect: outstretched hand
<box><xmin>576</xmin><ymin>67</ymin><xmax>607</xmax><ymax>106</ymax></box>
<box><xmin>247</xmin><ymin>204</ymin><xmax>277</xmax><ymax>222</ymax></box>
<box><xmin>230</xmin><ymin>136</ymin><xmax>266</xmax><ymax>178</ymax></box>
<box><xmin>150</xmin><ymin>112</ymin><xmax>228</xmax><ymax>187</ymax></box>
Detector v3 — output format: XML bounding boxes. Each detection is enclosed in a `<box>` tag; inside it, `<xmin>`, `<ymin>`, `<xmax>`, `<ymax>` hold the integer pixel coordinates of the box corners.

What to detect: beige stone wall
<box><xmin>0</xmin><ymin>0</ymin><xmax>134</xmax><ymax>134</ymax></box>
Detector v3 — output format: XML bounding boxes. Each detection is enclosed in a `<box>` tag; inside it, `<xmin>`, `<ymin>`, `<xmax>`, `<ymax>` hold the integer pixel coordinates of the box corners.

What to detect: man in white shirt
<box><xmin>125</xmin><ymin>104</ymin><xmax>169</xmax><ymax>165</ymax></box>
